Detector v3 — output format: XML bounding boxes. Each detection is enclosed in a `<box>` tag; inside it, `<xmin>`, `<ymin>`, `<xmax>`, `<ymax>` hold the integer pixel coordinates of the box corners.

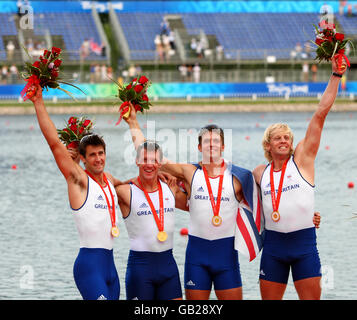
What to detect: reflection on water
<box><xmin>1</xmin><ymin>111</ymin><xmax>357</xmax><ymax>300</ymax></box>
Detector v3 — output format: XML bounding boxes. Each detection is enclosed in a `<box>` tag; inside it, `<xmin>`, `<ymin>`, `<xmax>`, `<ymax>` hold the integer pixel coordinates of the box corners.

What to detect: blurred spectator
<box><xmin>160</xmin><ymin>18</ymin><xmax>170</xmax><ymax>36</ymax></box>
<box><xmin>89</xmin><ymin>64</ymin><xmax>95</xmax><ymax>83</ymax></box>
<box><xmin>100</xmin><ymin>64</ymin><xmax>107</xmax><ymax>82</ymax></box>
<box><xmin>291</xmin><ymin>42</ymin><xmax>303</xmax><ymax>60</ymax></box>
<box><xmin>128</xmin><ymin>64</ymin><xmax>136</xmax><ymax>78</ymax></box>
<box><xmin>302</xmin><ymin>62</ymin><xmax>309</xmax><ymax>82</ymax></box>
<box><xmin>190</xmin><ymin>38</ymin><xmax>197</xmax><ymax>53</ymax></box>
<box><xmin>339</xmin><ymin>0</ymin><xmax>347</xmax><ymax>15</ymax></box>
<box><xmin>303</xmin><ymin>41</ymin><xmax>311</xmax><ymax>59</ymax></box>
<box><xmin>311</xmin><ymin>64</ymin><xmax>318</xmax><ymax>82</ymax></box>
<box><xmin>9</xmin><ymin>64</ymin><xmax>18</xmax><ymax>84</ymax></box>
<box><xmin>94</xmin><ymin>64</ymin><xmax>101</xmax><ymax>82</ymax></box>
<box><xmin>187</xmin><ymin>65</ymin><xmax>193</xmax><ymax>82</ymax></box>
<box><xmin>107</xmin><ymin>66</ymin><xmax>113</xmax><ymax>80</ymax></box>
<box><xmin>162</xmin><ymin>34</ymin><xmax>172</xmax><ymax>60</ymax></box>
<box><xmin>154</xmin><ymin>35</ymin><xmax>164</xmax><ymax>61</ymax></box>
<box><xmin>1</xmin><ymin>65</ymin><xmax>8</xmax><ymax>84</ymax></box>
<box><xmin>178</xmin><ymin>64</ymin><xmax>187</xmax><ymax>82</ymax></box>
<box><xmin>6</xmin><ymin>41</ymin><xmax>15</xmax><ymax>61</ymax></box>
<box><xmin>193</xmin><ymin>63</ymin><xmax>201</xmax><ymax>83</ymax></box>
<box><xmin>90</xmin><ymin>39</ymin><xmax>104</xmax><ymax>56</ymax></box>
<box><xmin>80</xmin><ymin>39</ymin><xmax>90</xmax><ymax>60</ymax></box>
<box><xmin>216</xmin><ymin>45</ymin><xmax>223</xmax><ymax>61</ymax></box>
<box><xmin>135</xmin><ymin>64</ymin><xmax>142</xmax><ymax>75</ymax></box>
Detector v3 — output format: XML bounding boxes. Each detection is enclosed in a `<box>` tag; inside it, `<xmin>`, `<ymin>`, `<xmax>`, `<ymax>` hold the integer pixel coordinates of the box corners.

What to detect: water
<box><xmin>1</xmin><ymin>111</ymin><xmax>357</xmax><ymax>300</ymax></box>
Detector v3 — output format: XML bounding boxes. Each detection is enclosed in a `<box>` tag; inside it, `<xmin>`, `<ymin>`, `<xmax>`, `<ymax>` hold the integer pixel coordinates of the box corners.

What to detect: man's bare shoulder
<box><xmin>253</xmin><ymin>164</ymin><xmax>267</xmax><ymax>185</ymax></box>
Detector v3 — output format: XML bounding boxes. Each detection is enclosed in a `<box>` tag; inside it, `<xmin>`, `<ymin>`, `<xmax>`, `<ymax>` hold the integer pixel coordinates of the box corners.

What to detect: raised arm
<box><xmin>123</xmin><ymin>104</ymin><xmax>195</xmax><ymax>183</ymax></box>
<box><xmin>124</xmin><ymin>103</ymin><xmax>146</xmax><ymax>150</ymax></box>
<box><xmin>295</xmin><ymin>56</ymin><xmax>347</xmax><ymax>165</ymax></box>
<box><xmin>29</xmin><ymin>84</ymin><xmax>84</xmax><ymax>182</ymax></box>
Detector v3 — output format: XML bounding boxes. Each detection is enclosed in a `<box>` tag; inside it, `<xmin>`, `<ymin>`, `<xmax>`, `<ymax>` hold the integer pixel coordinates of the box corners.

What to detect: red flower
<box><xmin>315</xmin><ymin>38</ymin><xmax>324</xmax><ymax>46</ymax></box>
<box><xmin>54</xmin><ymin>59</ymin><xmax>62</xmax><ymax>67</ymax></box>
<box><xmin>335</xmin><ymin>33</ymin><xmax>344</xmax><ymax>41</ymax></box>
<box><xmin>134</xmin><ymin>85</ymin><xmax>143</xmax><ymax>93</ymax></box>
<box><xmin>126</xmin><ymin>83</ymin><xmax>132</xmax><ymax>90</ymax></box>
<box><xmin>44</xmin><ymin>50</ymin><xmax>51</xmax><ymax>58</ymax></box>
<box><xmin>132</xmin><ymin>78</ymin><xmax>137</xmax><ymax>82</ymax></box>
<box><xmin>41</xmin><ymin>59</ymin><xmax>48</xmax><ymax>65</ymax></box>
<box><xmin>142</xmin><ymin>94</ymin><xmax>149</xmax><ymax>101</ymax></box>
<box><xmin>32</xmin><ymin>61</ymin><xmax>41</xmax><ymax>68</ymax></box>
<box><xmin>51</xmin><ymin>70</ymin><xmax>59</xmax><ymax>78</ymax></box>
<box><xmin>52</xmin><ymin>47</ymin><xmax>61</xmax><ymax>56</ymax></box>
<box><xmin>138</xmin><ymin>76</ymin><xmax>148</xmax><ymax>84</ymax></box>
<box><xmin>134</xmin><ymin>104</ymin><xmax>142</xmax><ymax>112</ymax></box>
<box><xmin>83</xmin><ymin>119</ymin><xmax>91</xmax><ymax>127</ymax></box>
<box><xmin>70</xmin><ymin>124</ymin><xmax>77</xmax><ymax>132</ymax></box>
<box><xmin>68</xmin><ymin>116</ymin><xmax>77</xmax><ymax>125</ymax></box>
<box><xmin>67</xmin><ymin>141</ymin><xmax>79</xmax><ymax>149</ymax></box>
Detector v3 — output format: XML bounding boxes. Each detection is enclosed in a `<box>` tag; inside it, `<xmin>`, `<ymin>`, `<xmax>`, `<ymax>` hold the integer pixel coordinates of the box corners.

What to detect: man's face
<box><xmin>266</xmin><ymin>129</ymin><xmax>293</xmax><ymax>159</ymax></box>
<box><xmin>198</xmin><ymin>130</ymin><xmax>224</xmax><ymax>164</ymax></box>
<box><xmin>136</xmin><ymin>149</ymin><xmax>162</xmax><ymax>180</ymax></box>
<box><xmin>81</xmin><ymin>145</ymin><xmax>106</xmax><ymax>175</ymax></box>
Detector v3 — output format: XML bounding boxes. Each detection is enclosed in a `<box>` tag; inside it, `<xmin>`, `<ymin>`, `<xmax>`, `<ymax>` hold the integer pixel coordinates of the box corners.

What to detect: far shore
<box><xmin>1</xmin><ymin>101</ymin><xmax>357</xmax><ymax>115</ymax></box>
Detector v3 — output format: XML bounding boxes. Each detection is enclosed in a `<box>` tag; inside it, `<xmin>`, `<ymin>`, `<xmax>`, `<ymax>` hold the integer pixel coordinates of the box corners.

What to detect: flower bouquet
<box><xmin>312</xmin><ymin>20</ymin><xmax>352</xmax><ymax>72</ymax></box>
<box><xmin>57</xmin><ymin>116</ymin><xmax>94</xmax><ymax>149</ymax></box>
<box><xmin>114</xmin><ymin>75</ymin><xmax>152</xmax><ymax>125</ymax></box>
<box><xmin>21</xmin><ymin>46</ymin><xmax>84</xmax><ymax>101</ymax></box>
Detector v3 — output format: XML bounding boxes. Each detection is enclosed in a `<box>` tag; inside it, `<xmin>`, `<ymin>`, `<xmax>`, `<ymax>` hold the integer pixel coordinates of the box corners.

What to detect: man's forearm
<box><xmin>127</xmin><ymin>119</ymin><xmax>146</xmax><ymax>150</ymax></box>
<box><xmin>318</xmin><ymin>74</ymin><xmax>341</xmax><ymax>117</ymax></box>
<box><xmin>33</xmin><ymin>99</ymin><xmax>60</xmax><ymax>148</ymax></box>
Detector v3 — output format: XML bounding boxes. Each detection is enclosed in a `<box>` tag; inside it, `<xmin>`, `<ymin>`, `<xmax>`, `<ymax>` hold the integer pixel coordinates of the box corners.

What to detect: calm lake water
<box><xmin>1</xmin><ymin>110</ymin><xmax>357</xmax><ymax>300</ymax></box>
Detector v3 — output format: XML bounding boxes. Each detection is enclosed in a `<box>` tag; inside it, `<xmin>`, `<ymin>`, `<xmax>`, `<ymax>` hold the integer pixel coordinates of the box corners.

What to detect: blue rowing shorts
<box><xmin>259</xmin><ymin>227</ymin><xmax>322</xmax><ymax>284</ymax></box>
<box><xmin>125</xmin><ymin>249</ymin><xmax>182</xmax><ymax>300</ymax></box>
<box><xmin>73</xmin><ymin>248</ymin><xmax>120</xmax><ymax>300</ymax></box>
<box><xmin>184</xmin><ymin>235</ymin><xmax>242</xmax><ymax>291</ymax></box>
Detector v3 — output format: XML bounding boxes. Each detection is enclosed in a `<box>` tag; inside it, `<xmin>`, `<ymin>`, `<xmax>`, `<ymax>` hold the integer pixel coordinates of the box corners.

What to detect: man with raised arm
<box><xmin>114</xmin><ymin>140</ymin><xmax>188</xmax><ymax>300</ymax></box>
<box><xmin>253</xmin><ymin>56</ymin><xmax>346</xmax><ymax>300</ymax></box>
<box><xmin>29</xmin><ymin>84</ymin><xmax>121</xmax><ymax>300</ymax></box>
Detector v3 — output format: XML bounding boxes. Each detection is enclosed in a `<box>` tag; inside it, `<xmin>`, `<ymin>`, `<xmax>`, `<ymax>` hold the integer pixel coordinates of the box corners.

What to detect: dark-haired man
<box><xmin>29</xmin><ymin>84</ymin><xmax>121</xmax><ymax>300</ymax></box>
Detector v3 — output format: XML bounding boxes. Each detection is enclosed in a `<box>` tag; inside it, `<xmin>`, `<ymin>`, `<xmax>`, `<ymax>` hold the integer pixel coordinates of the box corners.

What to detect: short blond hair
<box><xmin>262</xmin><ymin>123</ymin><xmax>294</xmax><ymax>162</ymax></box>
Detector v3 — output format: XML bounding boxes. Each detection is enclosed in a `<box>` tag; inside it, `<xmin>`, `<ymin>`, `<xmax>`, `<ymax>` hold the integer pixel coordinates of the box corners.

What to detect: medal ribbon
<box><xmin>137</xmin><ymin>177</ymin><xmax>164</xmax><ymax>232</ymax></box>
<box><xmin>202</xmin><ymin>160</ymin><xmax>225</xmax><ymax>219</ymax></box>
<box><xmin>85</xmin><ymin>170</ymin><xmax>116</xmax><ymax>229</ymax></box>
<box><xmin>269</xmin><ymin>159</ymin><xmax>289</xmax><ymax>213</ymax></box>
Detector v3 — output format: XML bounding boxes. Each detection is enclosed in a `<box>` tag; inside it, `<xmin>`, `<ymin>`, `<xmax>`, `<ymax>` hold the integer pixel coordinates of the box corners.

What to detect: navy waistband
<box><xmin>79</xmin><ymin>247</ymin><xmax>114</xmax><ymax>255</ymax></box>
<box><xmin>188</xmin><ymin>235</ymin><xmax>235</xmax><ymax>251</ymax></box>
<box><xmin>128</xmin><ymin>249</ymin><xmax>174</xmax><ymax>263</ymax></box>
<box><xmin>264</xmin><ymin>227</ymin><xmax>317</xmax><ymax>244</ymax></box>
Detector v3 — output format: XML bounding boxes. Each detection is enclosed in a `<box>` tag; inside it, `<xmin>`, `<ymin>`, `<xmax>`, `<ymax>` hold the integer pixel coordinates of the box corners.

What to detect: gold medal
<box><xmin>271</xmin><ymin>211</ymin><xmax>280</xmax><ymax>222</ymax></box>
<box><xmin>111</xmin><ymin>226</ymin><xmax>120</xmax><ymax>237</ymax></box>
<box><xmin>157</xmin><ymin>231</ymin><xmax>168</xmax><ymax>242</ymax></box>
<box><xmin>212</xmin><ymin>215</ymin><xmax>222</xmax><ymax>226</ymax></box>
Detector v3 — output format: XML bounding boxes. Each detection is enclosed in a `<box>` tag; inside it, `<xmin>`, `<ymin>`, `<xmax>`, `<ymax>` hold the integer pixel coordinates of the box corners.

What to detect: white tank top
<box><xmin>188</xmin><ymin>166</ymin><xmax>239</xmax><ymax>240</ymax></box>
<box><xmin>72</xmin><ymin>176</ymin><xmax>119</xmax><ymax>250</ymax></box>
<box><xmin>260</xmin><ymin>156</ymin><xmax>315</xmax><ymax>233</ymax></box>
<box><xmin>125</xmin><ymin>180</ymin><xmax>175</xmax><ymax>252</ymax></box>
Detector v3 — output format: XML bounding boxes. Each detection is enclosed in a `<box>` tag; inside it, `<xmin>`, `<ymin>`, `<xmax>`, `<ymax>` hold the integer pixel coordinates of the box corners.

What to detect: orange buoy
<box><xmin>11</xmin><ymin>164</ymin><xmax>17</xmax><ymax>170</ymax></box>
<box><xmin>347</xmin><ymin>182</ymin><xmax>354</xmax><ymax>189</ymax></box>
